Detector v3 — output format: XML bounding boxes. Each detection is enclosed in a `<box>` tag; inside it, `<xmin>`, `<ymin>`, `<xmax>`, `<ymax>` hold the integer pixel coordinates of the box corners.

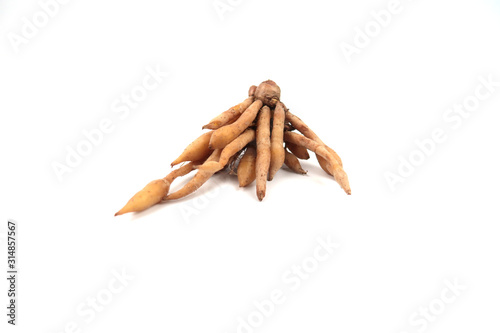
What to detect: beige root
<box><xmin>254</xmin><ymin>80</ymin><xmax>281</xmax><ymax>107</ymax></box>
<box><xmin>248</xmin><ymin>85</ymin><xmax>257</xmax><ymax>97</ymax></box>
<box><xmin>255</xmin><ymin>106</ymin><xmax>271</xmax><ymax>201</ymax></box>
<box><xmin>165</xmin><ymin>149</ymin><xmax>222</xmax><ymax>200</ymax></box>
<box><xmin>200</xmin><ymin>128</ymin><xmax>256</xmax><ymax>173</ymax></box>
<box><xmin>116</xmin><ymin>79</ymin><xmax>351</xmax><ymax>216</ymax></box>
<box><xmin>164</xmin><ymin>161</ymin><xmax>198</xmax><ymax>184</ymax></box>
<box><xmin>285</xmin><ymin>111</ymin><xmax>343</xmax><ymax>172</ymax></box>
<box><xmin>286</xmin><ymin>142</ymin><xmax>310</xmax><ymax>160</ymax></box>
<box><xmin>209</xmin><ymin>99</ymin><xmax>263</xmax><ymax>150</ymax></box>
<box><xmin>115</xmin><ymin>159</ymin><xmax>210</xmax><ymax>215</ymax></box>
<box><xmin>171</xmin><ymin>131</ymin><xmax>213</xmax><ymax>167</ymax></box>
<box><xmin>284</xmin><ymin>131</ymin><xmax>351</xmax><ymax>195</ymax></box>
<box><xmin>114</xmin><ymin>179</ymin><xmax>170</xmax><ymax>216</ymax></box>
<box><xmin>237</xmin><ymin>146</ymin><xmax>257</xmax><ymax>187</ymax></box>
<box><xmin>268</xmin><ymin>102</ymin><xmax>286</xmax><ymax>181</ymax></box>
<box><xmin>167</xmin><ymin>129</ymin><xmax>256</xmax><ymax>200</ymax></box>
<box><xmin>202</xmin><ymin>97</ymin><xmax>254</xmax><ymax>130</ymax></box>
<box><xmin>284</xmin><ymin>150</ymin><xmax>307</xmax><ymax>174</ymax></box>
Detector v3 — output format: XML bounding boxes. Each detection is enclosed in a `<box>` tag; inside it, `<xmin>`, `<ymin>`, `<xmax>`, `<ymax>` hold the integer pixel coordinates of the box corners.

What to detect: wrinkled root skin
<box><xmin>115</xmin><ymin>80</ymin><xmax>350</xmax><ymax>216</ymax></box>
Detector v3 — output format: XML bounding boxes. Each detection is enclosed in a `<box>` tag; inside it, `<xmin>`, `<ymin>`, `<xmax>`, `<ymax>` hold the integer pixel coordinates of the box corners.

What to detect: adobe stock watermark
<box><xmin>7</xmin><ymin>0</ymin><xmax>72</xmax><ymax>54</ymax></box>
<box><xmin>340</xmin><ymin>0</ymin><xmax>416</xmax><ymax>64</ymax></box>
<box><xmin>50</xmin><ymin>267</ymin><xmax>134</xmax><ymax>333</ymax></box>
<box><xmin>177</xmin><ymin>178</ymin><xmax>231</xmax><ymax>224</ymax></box>
<box><xmin>51</xmin><ymin>64</ymin><xmax>168</xmax><ymax>182</ymax></box>
<box><xmin>397</xmin><ymin>278</ymin><xmax>466</xmax><ymax>333</ymax></box>
<box><xmin>385</xmin><ymin>74</ymin><xmax>499</xmax><ymax>191</ymax></box>
<box><xmin>228</xmin><ymin>235</ymin><xmax>340</xmax><ymax>333</ymax></box>
<box><xmin>213</xmin><ymin>0</ymin><xmax>244</xmax><ymax>21</ymax></box>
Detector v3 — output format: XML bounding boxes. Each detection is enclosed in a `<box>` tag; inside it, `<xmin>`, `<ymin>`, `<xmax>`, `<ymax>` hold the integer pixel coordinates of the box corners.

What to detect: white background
<box><xmin>1</xmin><ymin>0</ymin><xmax>500</xmax><ymax>332</ymax></box>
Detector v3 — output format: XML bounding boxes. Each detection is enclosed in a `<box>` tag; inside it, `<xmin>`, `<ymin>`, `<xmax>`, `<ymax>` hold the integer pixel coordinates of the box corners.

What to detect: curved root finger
<box><xmin>284</xmin><ymin>150</ymin><xmax>307</xmax><ymax>174</ymax></box>
<box><xmin>209</xmin><ymin>100</ymin><xmax>263</xmax><ymax>149</ymax></box>
<box><xmin>286</xmin><ymin>142</ymin><xmax>310</xmax><ymax>160</ymax></box>
<box><xmin>268</xmin><ymin>102</ymin><xmax>285</xmax><ymax>181</ymax></box>
<box><xmin>284</xmin><ymin>131</ymin><xmax>350</xmax><ymax>195</ymax></box>
<box><xmin>203</xmin><ymin>97</ymin><xmax>254</xmax><ymax>130</ymax></box>
<box><xmin>171</xmin><ymin>131</ymin><xmax>213</xmax><ymax>167</ymax></box>
<box><xmin>238</xmin><ymin>146</ymin><xmax>257</xmax><ymax>187</ymax></box>
<box><xmin>285</xmin><ymin>111</ymin><xmax>343</xmax><ymax>167</ymax></box>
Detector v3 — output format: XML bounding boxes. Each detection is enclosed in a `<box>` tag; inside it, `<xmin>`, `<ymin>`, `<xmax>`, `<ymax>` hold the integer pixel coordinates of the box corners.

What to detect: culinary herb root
<box><xmin>115</xmin><ymin>80</ymin><xmax>350</xmax><ymax>216</ymax></box>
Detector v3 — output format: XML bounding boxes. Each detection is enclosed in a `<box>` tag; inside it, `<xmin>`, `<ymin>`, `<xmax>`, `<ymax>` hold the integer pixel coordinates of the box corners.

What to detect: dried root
<box><xmin>284</xmin><ymin>150</ymin><xmax>307</xmax><ymax>175</ymax></box>
<box><xmin>115</xmin><ymin>179</ymin><xmax>170</xmax><ymax>216</ymax></box>
<box><xmin>209</xmin><ymin>99</ymin><xmax>263</xmax><ymax>149</ymax></box>
<box><xmin>286</xmin><ymin>142</ymin><xmax>310</xmax><ymax>160</ymax></box>
<box><xmin>238</xmin><ymin>146</ymin><xmax>257</xmax><ymax>187</ymax></box>
<box><xmin>285</xmin><ymin>111</ymin><xmax>343</xmax><ymax>169</ymax></box>
<box><xmin>284</xmin><ymin>131</ymin><xmax>351</xmax><ymax>195</ymax></box>
<box><xmin>255</xmin><ymin>106</ymin><xmax>271</xmax><ymax>201</ymax></box>
<box><xmin>268</xmin><ymin>102</ymin><xmax>285</xmax><ymax>181</ymax></box>
<box><xmin>202</xmin><ymin>97</ymin><xmax>254</xmax><ymax>130</ymax></box>
<box><xmin>165</xmin><ymin>149</ymin><xmax>222</xmax><ymax>200</ymax></box>
<box><xmin>171</xmin><ymin>132</ymin><xmax>213</xmax><ymax>167</ymax></box>
<box><xmin>115</xmin><ymin>80</ymin><xmax>350</xmax><ymax>216</ymax></box>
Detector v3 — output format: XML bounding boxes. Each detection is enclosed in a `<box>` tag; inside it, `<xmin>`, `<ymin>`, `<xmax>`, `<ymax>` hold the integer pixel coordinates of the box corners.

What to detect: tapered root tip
<box><xmin>114</xmin><ymin>179</ymin><xmax>170</xmax><ymax>217</ymax></box>
<box><xmin>114</xmin><ymin>207</ymin><xmax>131</xmax><ymax>216</ymax></box>
<box><xmin>203</xmin><ymin>123</ymin><xmax>217</xmax><ymax>130</ymax></box>
<box><xmin>257</xmin><ymin>190</ymin><xmax>265</xmax><ymax>201</ymax></box>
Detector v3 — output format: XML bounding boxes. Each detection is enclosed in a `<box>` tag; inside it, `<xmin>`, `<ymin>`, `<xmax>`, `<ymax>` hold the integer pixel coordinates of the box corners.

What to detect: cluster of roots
<box><xmin>115</xmin><ymin>80</ymin><xmax>350</xmax><ymax>216</ymax></box>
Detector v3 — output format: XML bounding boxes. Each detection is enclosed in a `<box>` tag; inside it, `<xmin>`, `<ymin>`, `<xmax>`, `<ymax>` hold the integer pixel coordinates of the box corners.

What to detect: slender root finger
<box><xmin>284</xmin><ymin>131</ymin><xmax>351</xmax><ymax>195</ymax></box>
<box><xmin>286</xmin><ymin>142</ymin><xmax>310</xmax><ymax>160</ymax></box>
<box><xmin>202</xmin><ymin>97</ymin><xmax>254</xmax><ymax>130</ymax></box>
<box><xmin>285</xmin><ymin>110</ymin><xmax>343</xmax><ymax>167</ymax></box>
<box><xmin>199</xmin><ymin>128</ymin><xmax>256</xmax><ymax>172</ymax></box>
<box><xmin>171</xmin><ymin>131</ymin><xmax>213</xmax><ymax>167</ymax></box>
<box><xmin>115</xmin><ymin>179</ymin><xmax>170</xmax><ymax>216</ymax></box>
<box><xmin>209</xmin><ymin>100</ymin><xmax>263</xmax><ymax>149</ymax></box>
<box><xmin>238</xmin><ymin>146</ymin><xmax>257</xmax><ymax>187</ymax></box>
<box><xmin>165</xmin><ymin>149</ymin><xmax>222</xmax><ymax>201</ymax></box>
<box><xmin>284</xmin><ymin>150</ymin><xmax>307</xmax><ymax>174</ymax></box>
<box><xmin>268</xmin><ymin>102</ymin><xmax>286</xmax><ymax>181</ymax></box>
<box><xmin>256</xmin><ymin>106</ymin><xmax>271</xmax><ymax>201</ymax></box>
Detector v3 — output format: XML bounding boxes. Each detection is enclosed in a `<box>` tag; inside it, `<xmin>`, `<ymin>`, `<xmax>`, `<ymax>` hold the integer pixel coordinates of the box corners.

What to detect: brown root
<box><xmin>285</xmin><ymin>111</ymin><xmax>343</xmax><ymax>168</ymax></box>
<box><xmin>284</xmin><ymin>150</ymin><xmax>307</xmax><ymax>174</ymax></box>
<box><xmin>115</xmin><ymin>179</ymin><xmax>170</xmax><ymax>216</ymax></box>
<box><xmin>284</xmin><ymin>131</ymin><xmax>351</xmax><ymax>195</ymax></box>
<box><xmin>254</xmin><ymin>80</ymin><xmax>281</xmax><ymax>107</ymax></box>
<box><xmin>248</xmin><ymin>85</ymin><xmax>257</xmax><ymax>97</ymax></box>
<box><xmin>237</xmin><ymin>146</ymin><xmax>257</xmax><ymax>187</ymax></box>
<box><xmin>255</xmin><ymin>106</ymin><xmax>271</xmax><ymax>201</ymax></box>
<box><xmin>209</xmin><ymin>100</ymin><xmax>262</xmax><ymax>149</ymax></box>
<box><xmin>268</xmin><ymin>102</ymin><xmax>286</xmax><ymax>180</ymax></box>
<box><xmin>202</xmin><ymin>97</ymin><xmax>254</xmax><ymax>130</ymax></box>
<box><xmin>165</xmin><ymin>149</ymin><xmax>222</xmax><ymax>200</ymax></box>
<box><xmin>285</xmin><ymin>142</ymin><xmax>310</xmax><ymax>160</ymax></box>
<box><xmin>171</xmin><ymin>131</ymin><xmax>213</xmax><ymax>167</ymax></box>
